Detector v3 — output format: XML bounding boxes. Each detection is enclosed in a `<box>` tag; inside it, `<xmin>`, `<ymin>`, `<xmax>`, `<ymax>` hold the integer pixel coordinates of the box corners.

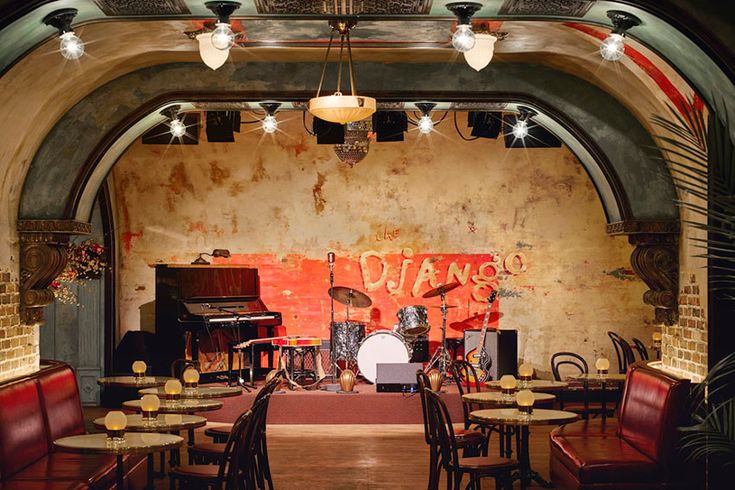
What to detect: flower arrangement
<box><xmin>51</xmin><ymin>240</ymin><xmax>108</xmax><ymax>305</ymax></box>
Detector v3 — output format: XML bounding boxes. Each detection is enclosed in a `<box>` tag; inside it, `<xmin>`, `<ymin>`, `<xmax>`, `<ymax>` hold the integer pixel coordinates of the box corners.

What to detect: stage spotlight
<box><xmin>313</xmin><ymin>117</ymin><xmax>345</xmax><ymax>144</ymax></box>
<box><xmin>467</xmin><ymin>112</ymin><xmax>501</xmax><ymax>139</ymax></box>
<box><xmin>372</xmin><ymin>111</ymin><xmax>408</xmax><ymax>142</ymax></box>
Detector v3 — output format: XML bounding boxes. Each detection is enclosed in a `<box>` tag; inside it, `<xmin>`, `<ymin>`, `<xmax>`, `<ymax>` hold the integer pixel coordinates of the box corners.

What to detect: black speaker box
<box><xmin>463</xmin><ymin>329</ymin><xmax>518</xmax><ymax>381</ymax></box>
<box><xmin>376</xmin><ymin>362</ymin><xmax>423</xmax><ymax>393</ymax></box>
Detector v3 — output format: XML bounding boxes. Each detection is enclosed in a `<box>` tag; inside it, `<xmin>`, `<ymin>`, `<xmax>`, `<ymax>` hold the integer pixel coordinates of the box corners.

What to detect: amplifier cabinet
<box><xmin>463</xmin><ymin>329</ymin><xmax>518</xmax><ymax>381</ymax></box>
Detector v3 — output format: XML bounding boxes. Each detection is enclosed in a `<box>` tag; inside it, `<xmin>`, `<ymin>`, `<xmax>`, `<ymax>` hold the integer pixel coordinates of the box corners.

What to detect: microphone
<box><xmin>328</xmin><ymin>252</ymin><xmax>335</xmax><ymax>264</ymax></box>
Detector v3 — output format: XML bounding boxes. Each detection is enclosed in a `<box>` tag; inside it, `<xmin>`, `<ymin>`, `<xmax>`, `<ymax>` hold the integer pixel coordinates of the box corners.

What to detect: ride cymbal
<box><xmin>328</xmin><ymin>286</ymin><xmax>373</xmax><ymax>308</ymax></box>
<box><xmin>422</xmin><ymin>282</ymin><xmax>461</xmax><ymax>298</ymax></box>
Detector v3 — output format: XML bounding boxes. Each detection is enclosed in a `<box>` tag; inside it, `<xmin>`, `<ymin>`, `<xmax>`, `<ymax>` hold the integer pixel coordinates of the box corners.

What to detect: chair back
<box><xmin>170</xmin><ymin>358</ymin><xmax>199</xmax><ymax>379</ymax></box>
<box><xmin>416</xmin><ymin>370</ymin><xmax>433</xmax><ymax>445</ymax></box>
<box><xmin>229</xmin><ymin>395</ymin><xmax>270</xmax><ymax>489</ymax></box>
<box><xmin>550</xmin><ymin>352</ymin><xmax>588</xmax><ymax>381</ymax></box>
<box><xmin>449</xmin><ymin>360</ymin><xmax>481</xmax><ymax>429</ymax></box>
<box><xmin>425</xmin><ymin>389</ymin><xmax>459</xmax><ymax>472</ymax></box>
<box><xmin>607</xmin><ymin>331</ymin><xmax>636</xmax><ymax>374</ymax></box>
<box><xmin>631</xmin><ymin>338</ymin><xmax>649</xmax><ymax>360</ymax></box>
<box><xmin>219</xmin><ymin>408</ymin><xmax>255</xmax><ymax>483</ymax></box>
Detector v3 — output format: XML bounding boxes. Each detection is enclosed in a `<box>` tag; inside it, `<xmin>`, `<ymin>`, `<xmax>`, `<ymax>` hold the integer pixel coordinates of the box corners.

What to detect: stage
<box><xmin>201</xmin><ymin>380</ymin><xmax>465</xmax><ymax>425</ymax></box>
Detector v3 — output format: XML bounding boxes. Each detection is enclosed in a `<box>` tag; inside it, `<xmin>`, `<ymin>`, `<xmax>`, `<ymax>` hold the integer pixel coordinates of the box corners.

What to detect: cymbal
<box><xmin>328</xmin><ymin>286</ymin><xmax>372</xmax><ymax>308</ymax></box>
<box><xmin>422</xmin><ymin>282</ymin><xmax>461</xmax><ymax>299</ymax></box>
<box><xmin>429</xmin><ymin>305</ymin><xmax>458</xmax><ymax>309</ymax></box>
<box><xmin>449</xmin><ymin>312</ymin><xmax>503</xmax><ymax>332</ymax></box>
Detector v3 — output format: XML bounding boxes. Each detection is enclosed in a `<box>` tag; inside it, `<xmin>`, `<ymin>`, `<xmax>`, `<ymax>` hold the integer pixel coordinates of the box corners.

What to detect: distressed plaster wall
<box><xmin>111</xmin><ymin>114</ymin><xmax>651</xmax><ymax>373</ymax></box>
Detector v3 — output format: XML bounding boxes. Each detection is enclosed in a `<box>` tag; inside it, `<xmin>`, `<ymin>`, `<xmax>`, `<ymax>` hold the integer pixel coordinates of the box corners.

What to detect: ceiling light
<box><xmin>511</xmin><ymin>107</ymin><xmax>536</xmax><ymax>139</ymax></box>
<box><xmin>43</xmin><ymin>9</ymin><xmax>84</xmax><ymax>60</ymax></box>
<box><xmin>205</xmin><ymin>2</ymin><xmax>241</xmax><ymax>51</ymax></box>
<box><xmin>415</xmin><ymin>102</ymin><xmax>437</xmax><ymax>134</ymax></box>
<box><xmin>260</xmin><ymin>102</ymin><xmax>281</xmax><ymax>134</ymax></box>
<box><xmin>308</xmin><ymin>20</ymin><xmax>376</xmax><ymax>125</ymax></box>
<box><xmin>161</xmin><ymin>105</ymin><xmax>187</xmax><ymax>138</ymax></box>
<box><xmin>464</xmin><ymin>32</ymin><xmax>497</xmax><ymax>71</ymax></box>
<box><xmin>600</xmin><ymin>10</ymin><xmax>641</xmax><ymax>62</ymax></box>
<box><xmin>197</xmin><ymin>33</ymin><xmax>229</xmax><ymax>70</ymax></box>
<box><xmin>446</xmin><ymin>2</ymin><xmax>483</xmax><ymax>53</ymax></box>
<box><xmin>334</xmin><ymin>119</ymin><xmax>372</xmax><ymax>167</ymax></box>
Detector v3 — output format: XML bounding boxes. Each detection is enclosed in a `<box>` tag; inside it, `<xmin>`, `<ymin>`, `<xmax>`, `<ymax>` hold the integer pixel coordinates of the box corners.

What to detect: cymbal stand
<box><xmin>328</xmin><ymin>255</ymin><xmax>337</xmax><ymax>382</ymax></box>
<box><xmin>425</xmin><ymin>291</ymin><xmax>453</xmax><ymax>378</ymax></box>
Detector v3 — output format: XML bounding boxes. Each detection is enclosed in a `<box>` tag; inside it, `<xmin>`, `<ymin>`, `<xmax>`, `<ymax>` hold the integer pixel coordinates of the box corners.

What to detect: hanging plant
<box><xmin>50</xmin><ymin>240</ymin><xmax>108</xmax><ymax>305</ymax></box>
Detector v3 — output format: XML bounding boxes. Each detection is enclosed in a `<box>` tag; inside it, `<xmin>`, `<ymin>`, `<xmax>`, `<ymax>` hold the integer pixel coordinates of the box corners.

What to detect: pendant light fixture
<box><xmin>600</xmin><ymin>10</ymin><xmax>641</xmax><ymax>61</ymax></box>
<box><xmin>259</xmin><ymin>102</ymin><xmax>281</xmax><ymax>134</ymax></box>
<box><xmin>307</xmin><ymin>20</ymin><xmax>376</xmax><ymax>125</ymax></box>
<box><xmin>43</xmin><ymin>9</ymin><xmax>84</xmax><ymax>60</ymax></box>
<box><xmin>446</xmin><ymin>2</ymin><xmax>483</xmax><ymax>53</ymax></box>
<box><xmin>161</xmin><ymin>105</ymin><xmax>187</xmax><ymax>138</ymax></box>
<box><xmin>204</xmin><ymin>2</ymin><xmax>241</xmax><ymax>51</ymax></box>
<box><xmin>511</xmin><ymin>107</ymin><xmax>537</xmax><ymax>139</ymax></box>
<box><xmin>415</xmin><ymin>103</ymin><xmax>437</xmax><ymax>134</ymax></box>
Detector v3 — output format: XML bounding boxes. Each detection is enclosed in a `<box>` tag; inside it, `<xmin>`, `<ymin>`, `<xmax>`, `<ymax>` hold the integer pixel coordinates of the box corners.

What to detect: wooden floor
<box><xmin>85</xmin><ymin>408</ymin><xmax>556</xmax><ymax>489</ymax></box>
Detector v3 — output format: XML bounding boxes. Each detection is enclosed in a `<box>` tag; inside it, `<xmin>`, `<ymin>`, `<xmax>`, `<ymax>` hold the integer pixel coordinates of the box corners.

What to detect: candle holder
<box><xmin>516</xmin><ymin>389</ymin><xmax>535</xmax><ymax>415</ymax></box>
<box><xmin>104</xmin><ymin>411</ymin><xmax>127</xmax><ymax>442</ymax></box>
<box><xmin>182</xmin><ymin>367</ymin><xmax>200</xmax><ymax>390</ymax></box>
<box><xmin>518</xmin><ymin>363</ymin><xmax>533</xmax><ymax>388</ymax></box>
<box><xmin>140</xmin><ymin>394</ymin><xmax>160</xmax><ymax>421</ymax></box>
<box><xmin>595</xmin><ymin>358</ymin><xmax>610</xmax><ymax>377</ymax></box>
<box><xmin>499</xmin><ymin>374</ymin><xmax>517</xmax><ymax>400</ymax></box>
<box><xmin>164</xmin><ymin>379</ymin><xmax>182</xmax><ymax>400</ymax></box>
<box><xmin>132</xmin><ymin>360</ymin><xmax>147</xmax><ymax>380</ymax></box>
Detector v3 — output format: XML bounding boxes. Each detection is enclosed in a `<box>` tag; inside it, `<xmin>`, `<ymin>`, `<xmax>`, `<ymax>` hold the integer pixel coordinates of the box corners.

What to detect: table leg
<box><xmin>517</xmin><ymin>426</ymin><xmax>554</xmax><ymax>488</ymax></box>
<box><xmin>146</xmin><ymin>453</ymin><xmax>155</xmax><ymax>489</ymax></box>
<box><xmin>583</xmin><ymin>379</ymin><xmax>590</xmax><ymax>420</ymax></box>
<box><xmin>116</xmin><ymin>454</ymin><xmax>124</xmax><ymax>489</ymax></box>
<box><xmin>601</xmin><ymin>380</ymin><xmax>608</xmax><ymax>421</ymax></box>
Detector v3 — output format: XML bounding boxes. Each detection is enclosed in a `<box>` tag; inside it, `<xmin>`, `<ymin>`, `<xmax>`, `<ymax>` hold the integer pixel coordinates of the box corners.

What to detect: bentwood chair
<box><xmin>425</xmin><ymin>389</ymin><xmax>517</xmax><ymax>490</ymax></box>
<box><xmin>231</xmin><ymin>393</ymin><xmax>272</xmax><ymax>490</ymax></box>
<box><xmin>170</xmin><ymin>406</ymin><xmax>255</xmax><ymax>490</ymax></box>
<box><xmin>448</xmin><ymin>360</ymin><xmax>483</xmax><ymax>431</ymax></box>
<box><xmin>551</xmin><ymin>351</ymin><xmax>615</xmax><ymax>418</ymax></box>
<box><xmin>631</xmin><ymin>337</ymin><xmax>649</xmax><ymax>360</ymax></box>
<box><xmin>607</xmin><ymin>331</ymin><xmax>636</xmax><ymax>374</ymax></box>
<box><xmin>417</xmin><ymin>370</ymin><xmax>486</xmax><ymax>490</ymax></box>
<box><xmin>194</xmin><ymin>374</ymin><xmax>282</xmax><ymax>489</ymax></box>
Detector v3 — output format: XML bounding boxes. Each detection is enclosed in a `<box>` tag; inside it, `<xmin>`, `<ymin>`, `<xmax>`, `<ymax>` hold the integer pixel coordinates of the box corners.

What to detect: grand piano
<box><xmin>154</xmin><ymin>264</ymin><xmax>282</xmax><ymax>380</ymax></box>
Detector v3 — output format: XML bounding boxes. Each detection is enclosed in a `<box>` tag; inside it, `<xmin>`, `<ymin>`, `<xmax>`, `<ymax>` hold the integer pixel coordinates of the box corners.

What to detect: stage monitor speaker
<box><xmin>463</xmin><ymin>329</ymin><xmax>517</xmax><ymax>381</ymax></box>
<box><xmin>206</xmin><ymin>111</ymin><xmax>241</xmax><ymax>142</ymax></box>
<box><xmin>376</xmin><ymin>362</ymin><xmax>423</xmax><ymax>393</ymax></box>
<box><xmin>467</xmin><ymin>111</ymin><xmax>502</xmax><ymax>139</ymax></box>
<box><xmin>373</xmin><ymin>111</ymin><xmax>407</xmax><ymax>142</ymax></box>
<box><xmin>502</xmin><ymin>114</ymin><xmax>562</xmax><ymax>148</ymax></box>
<box><xmin>313</xmin><ymin>116</ymin><xmax>345</xmax><ymax>144</ymax></box>
<box><xmin>141</xmin><ymin>113</ymin><xmax>200</xmax><ymax>145</ymax></box>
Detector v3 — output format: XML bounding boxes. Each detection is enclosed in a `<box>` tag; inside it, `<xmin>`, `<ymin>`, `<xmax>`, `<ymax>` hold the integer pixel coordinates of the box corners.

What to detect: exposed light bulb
<box><xmin>418</xmin><ymin>115</ymin><xmax>434</xmax><ymax>134</ymax></box>
<box><xmin>600</xmin><ymin>33</ymin><xmax>625</xmax><ymax>61</ymax></box>
<box><xmin>262</xmin><ymin>114</ymin><xmax>278</xmax><ymax>134</ymax></box>
<box><xmin>452</xmin><ymin>24</ymin><xmax>476</xmax><ymax>53</ymax></box>
<box><xmin>211</xmin><ymin>22</ymin><xmax>235</xmax><ymax>51</ymax></box>
<box><xmin>169</xmin><ymin>118</ymin><xmax>186</xmax><ymax>138</ymax></box>
<box><xmin>59</xmin><ymin>31</ymin><xmax>84</xmax><ymax>60</ymax></box>
<box><xmin>512</xmin><ymin>119</ymin><xmax>529</xmax><ymax>139</ymax></box>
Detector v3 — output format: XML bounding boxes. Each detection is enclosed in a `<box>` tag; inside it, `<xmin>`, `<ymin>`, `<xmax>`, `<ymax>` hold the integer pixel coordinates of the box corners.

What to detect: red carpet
<box><xmin>201</xmin><ymin>381</ymin><xmax>465</xmax><ymax>425</ymax></box>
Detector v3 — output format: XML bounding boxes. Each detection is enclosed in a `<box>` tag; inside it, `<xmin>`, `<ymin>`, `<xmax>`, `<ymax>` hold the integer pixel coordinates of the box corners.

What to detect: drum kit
<box><xmin>328</xmin><ymin>281</ymin><xmax>462</xmax><ymax>383</ymax></box>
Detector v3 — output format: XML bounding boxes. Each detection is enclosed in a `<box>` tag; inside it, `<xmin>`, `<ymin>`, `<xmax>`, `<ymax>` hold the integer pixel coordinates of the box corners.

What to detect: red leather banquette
<box><xmin>0</xmin><ymin>360</ymin><xmax>146</xmax><ymax>489</ymax></box>
<box><xmin>549</xmin><ymin>362</ymin><xmax>693</xmax><ymax>489</ymax></box>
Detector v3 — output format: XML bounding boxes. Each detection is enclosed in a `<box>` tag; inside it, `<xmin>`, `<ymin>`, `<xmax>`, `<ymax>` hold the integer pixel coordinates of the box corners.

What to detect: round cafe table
<box><xmin>462</xmin><ymin>392</ymin><xmax>556</xmax><ymax>458</ymax></box>
<box><xmin>97</xmin><ymin>375</ymin><xmax>176</xmax><ymax>389</ymax></box>
<box><xmin>568</xmin><ymin>373</ymin><xmax>626</xmax><ymax>420</ymax></box>
<box><xmin>93</xmin><ymin>413</ymin><xmax>206</xmax><ymax>479</ymax></box>
<box><xmin>54</xmin><ymin>432</ymin><xmax>182</xmax><ymax>489</ymax></box>
<box><xmin>470</xmin><ymin>408</ymin><xmax>578</xmax><ymax>488</ymax></box>
<box><xmin>138</xmin><ymin>385</ymin><xmax>242</xmax><ymax>399</ymax></box>
<box><xmin>485</xmin><ymin>379</ymin><xmax>568</xmax><ymax>392</ymax></box>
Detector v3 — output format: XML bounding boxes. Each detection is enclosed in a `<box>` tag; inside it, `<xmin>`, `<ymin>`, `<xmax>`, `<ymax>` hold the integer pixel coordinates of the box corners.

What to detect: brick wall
<box><xmin>0</xmin><ymin>270</ymin><xmax>39</xmax><ymax>382</ymax></box>
<box><xmin>662</xmin><ymin>274</ymin><xmax>707</xmax><ymax>382</ymax></box>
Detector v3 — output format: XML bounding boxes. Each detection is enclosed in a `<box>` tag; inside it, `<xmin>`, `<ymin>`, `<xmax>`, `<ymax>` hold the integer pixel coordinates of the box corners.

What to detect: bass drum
<box><xmin>357</xmin><ymin>330</ymin><xmax>410</xmax><ymax>384</ymax></box>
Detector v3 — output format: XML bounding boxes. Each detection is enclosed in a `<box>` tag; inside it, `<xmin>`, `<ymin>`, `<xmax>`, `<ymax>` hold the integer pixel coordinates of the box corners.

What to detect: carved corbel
<box><xmin>17</xmin><ymin>220</ymin><xmax>91</xmax><ymax>324</ymax></box>
<box><xmin>628</xmin><ymin>234</ymin><xmax>679</xmax><ymax>325</ymax></box>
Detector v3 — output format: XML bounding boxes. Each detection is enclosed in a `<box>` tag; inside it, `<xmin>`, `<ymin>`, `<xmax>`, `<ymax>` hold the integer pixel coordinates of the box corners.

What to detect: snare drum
<box><xmin>331</xmin><ymin>321</ymin><xmax>365</xmax><ymax>361</ymax></box>
<box><xmin>356</xmin><ymin>331</ymin><xmax>410</xmax><ymax>384</ymax></box>
<box><xmin>396</xmin><ymin>305</ymin><xmax>430</xmax><ymax>337</ymax></box>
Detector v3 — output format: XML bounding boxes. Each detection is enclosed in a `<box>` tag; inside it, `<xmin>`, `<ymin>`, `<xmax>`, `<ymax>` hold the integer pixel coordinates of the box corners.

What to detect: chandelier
<box><xmin>308</xmin><ymin>20</ymin><xmax>376</xmax><ymax>125</ymax></box>
<box><xmin>334</xmin><ymin>119</ymin><xmax>372</xmax><ymax>167</ymax></box>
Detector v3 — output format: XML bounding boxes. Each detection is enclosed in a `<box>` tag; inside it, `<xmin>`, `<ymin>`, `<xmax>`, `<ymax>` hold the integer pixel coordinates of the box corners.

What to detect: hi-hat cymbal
<box><xmin>328</xmin><ymin>286</ymin><xmax>373</xmax><ymax>308</ymax></box>
<box><xmin>449</xmin><ymin>312</ymin><xmax>503</xmax><ymax>332</ymax></box>
<box><xmin>429</xmin><ymin>305</ymin><xmax>458</xmax><ymax>309</ymax></box>
<box><xmin>422</xmin><ymin>282</ymin><xmax>461</xmax><ymax>298</ymax></box>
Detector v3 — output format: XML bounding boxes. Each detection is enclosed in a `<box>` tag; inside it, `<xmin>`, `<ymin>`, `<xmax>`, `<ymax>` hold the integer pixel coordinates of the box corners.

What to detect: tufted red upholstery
<box><xmin>0</xmin><ymin>378</ymin><xmax>49</xmax><ymax>479</ymax></box>
<box><xmin>0</xmin><ymin>360</ymin><xmax>146</xmax><ymax>489</ymax></box>
<box><xmin>549</xmin><ymin>362</ymin><xmax>691</xmax><ymax>489</ymax></box>
<box><xmin>37</xmin><ymin>368</ymin><xmax>86</xmax><ymax>444</ymax></box>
